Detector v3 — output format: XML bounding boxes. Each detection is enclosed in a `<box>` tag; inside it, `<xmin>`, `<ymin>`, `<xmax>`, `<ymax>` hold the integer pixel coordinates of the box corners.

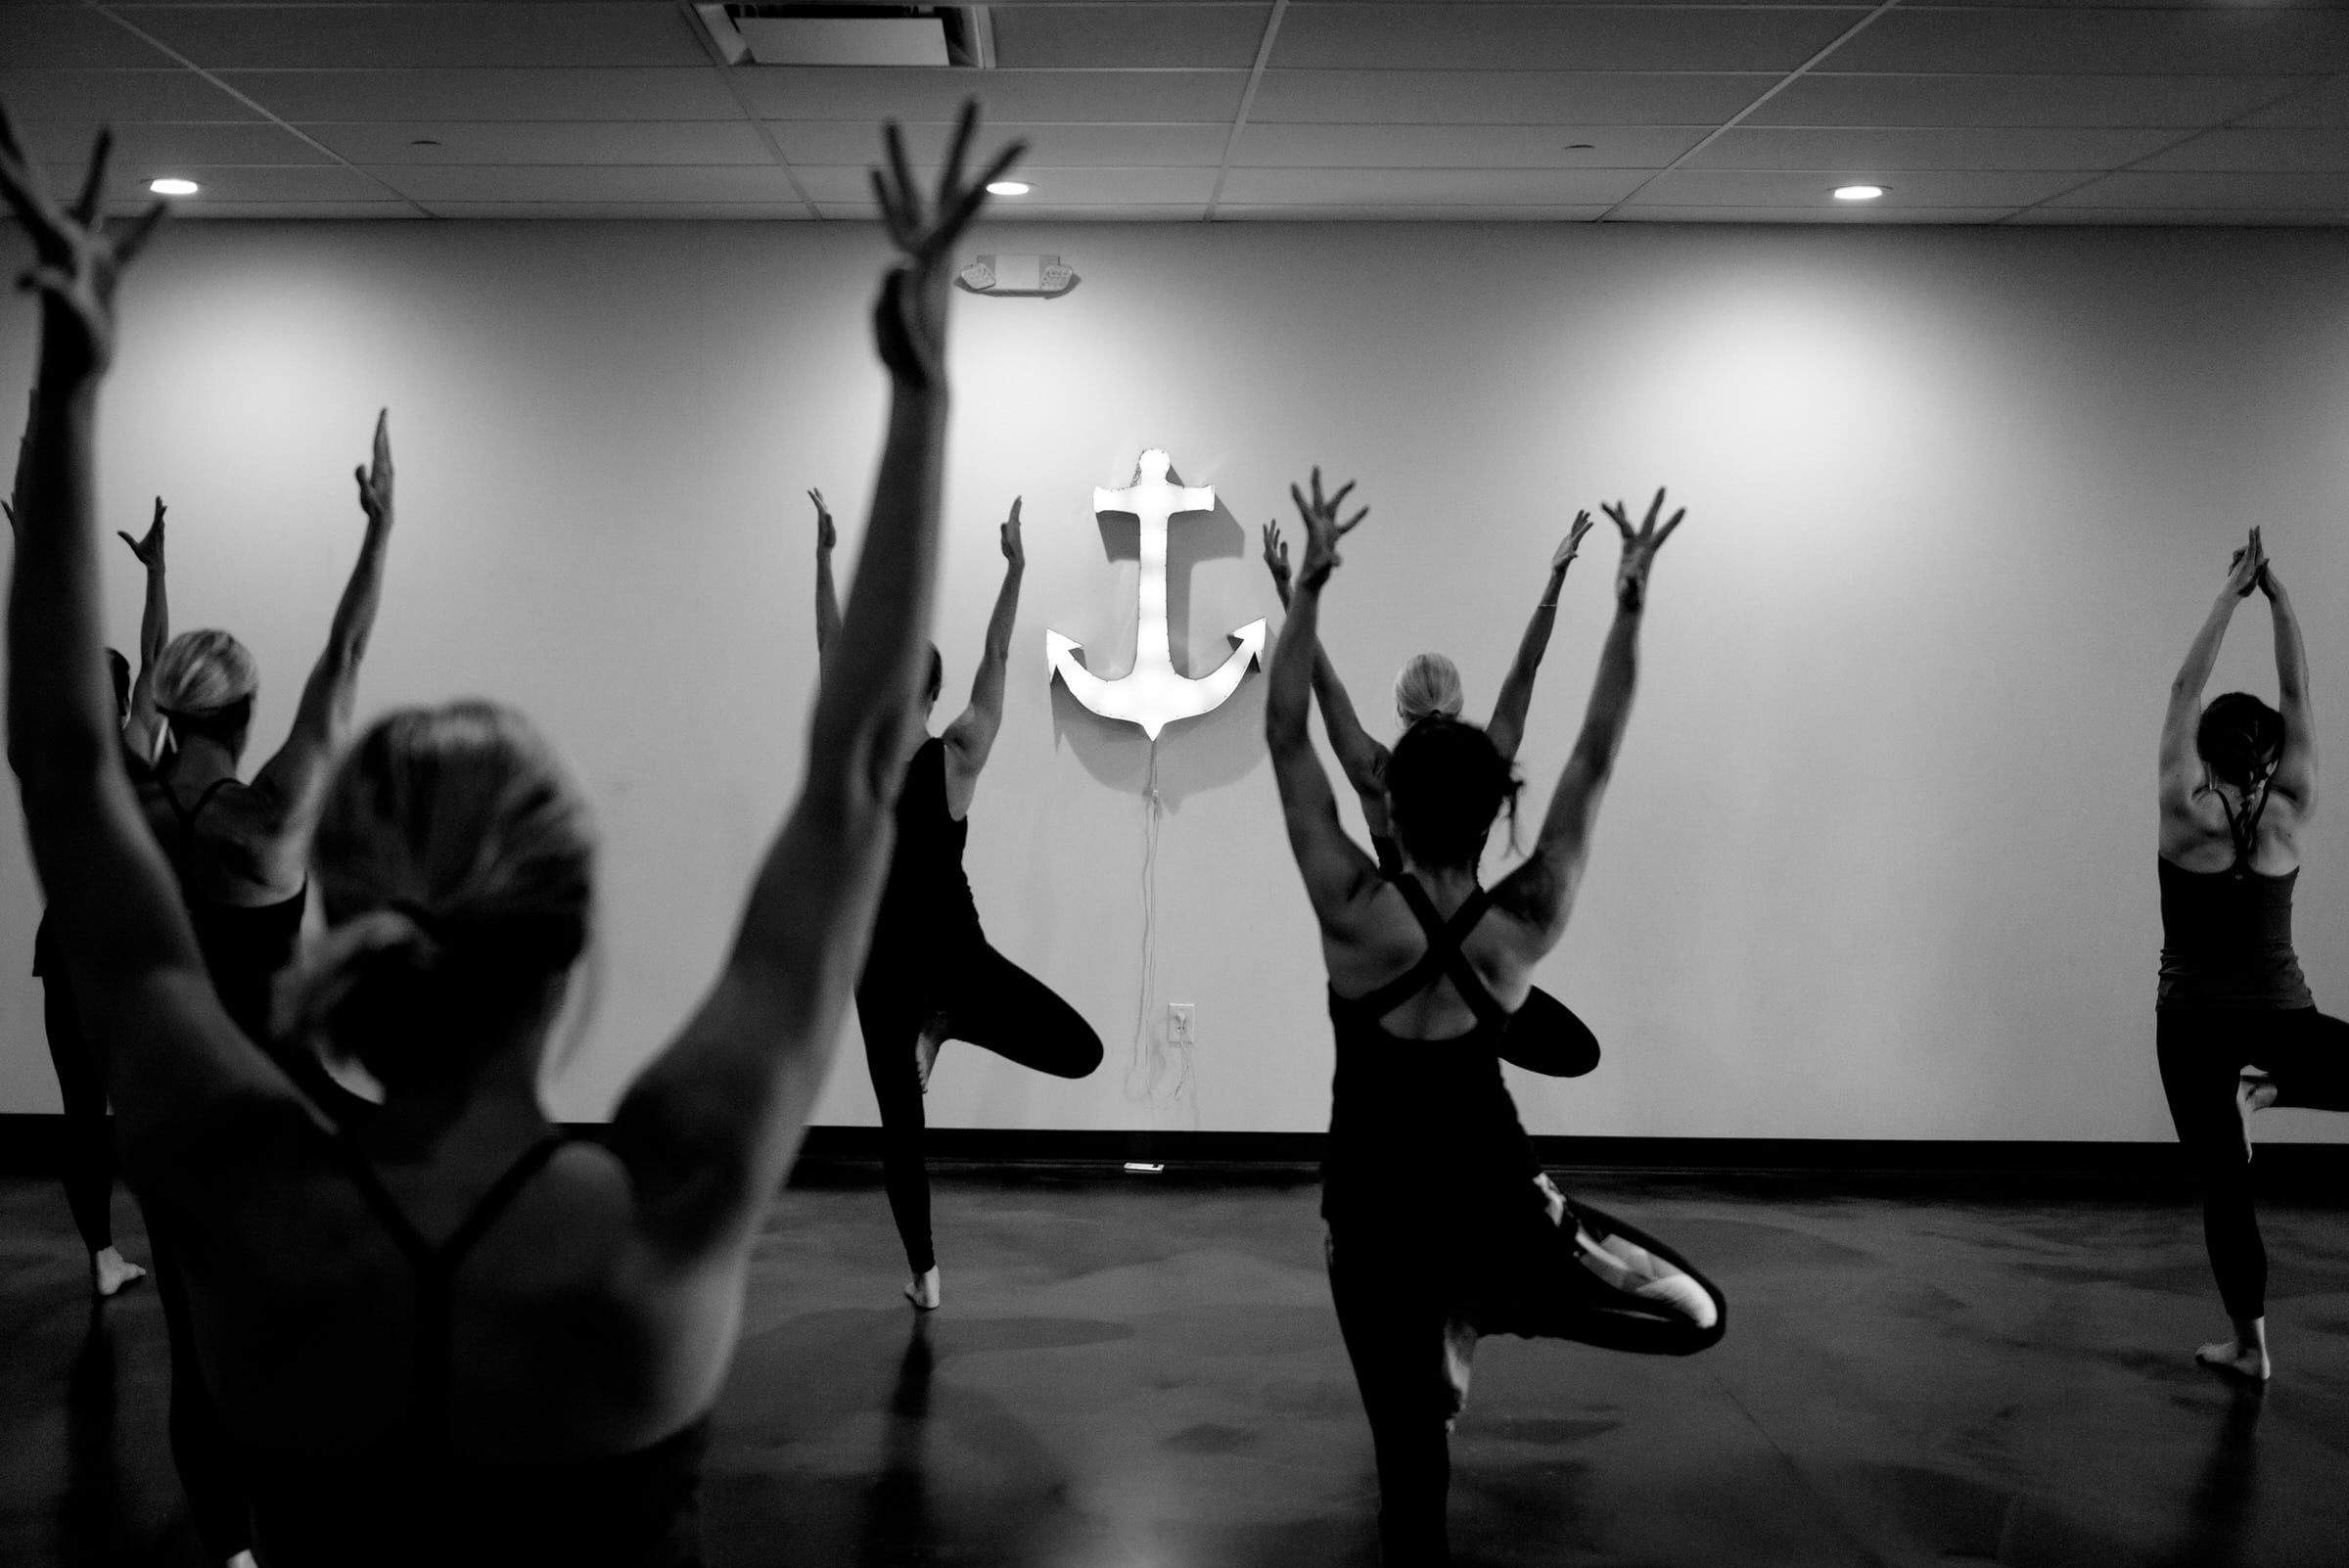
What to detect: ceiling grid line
<box><xmin>1996</xmin><ymin>72</ymin><xmax>2349</xmax><ymax>227</ymax></box>
<box><xmin>1203</xmin><ymin>0</ymin><xmax>1289</xmax><ymax>221</ymax></box>
<box><xmin>1594</xmin><ymin>0</ymin><xmax>1910</xmax><ymax>224</ymax></box>
<box><xmin>80</xmin><ymin>0</ymin><xmax>438</xmax><ymax>218</ymax></box>
<box><xmin>670</xmin><ymin>0</ymin><xmax>821</xmax><ymax>220</ymax></box>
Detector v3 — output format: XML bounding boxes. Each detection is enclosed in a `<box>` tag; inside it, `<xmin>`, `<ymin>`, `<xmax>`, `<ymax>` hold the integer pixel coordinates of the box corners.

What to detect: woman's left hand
<box><xmin>1287</xmin><ymin>468</ymin><xmax>1367</xmax><ymax>589</ymax></box>
<box><xmin>0</xmin><ymin>112</ymin><xmax>168</xmax><ymax>388</ymax></box>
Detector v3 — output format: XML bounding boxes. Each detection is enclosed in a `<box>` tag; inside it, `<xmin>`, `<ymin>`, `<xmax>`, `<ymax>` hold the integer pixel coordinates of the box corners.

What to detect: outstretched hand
<box><xmin>0</xmin><ymin>109</ymin><xmax>169</xmax><ymax>387</ymax></box>
<box><xmin>116</xmin><ymin>495</ymin><xmax>165</xmax><ymax>566</ymax></box>
<box><xmin>1287</xmin><ymin>467</ymin><xmax>1368</xmax><ymax>590</ymax></box>
<box><xmin>1261</xmin><ymin>520</ymin><xmax>1294</xmax><ymax>603</ymax></box>
<box><xmin>808</xmin><ymin>487</ymin><xmax>836</xmax><ymax>551</ymax></box>
<box><xmin>352</xmin><ymin>409</ymin><xmax>392</xmax><ymax>524</ymax></box>
<box><xmin>870</xmin><ymin>102</ymin><xmax>1026</xmax><ymax>387</ymax></box>
<box><xmin>1553</xmin><ymin>509</ymin><xmax>1595</xmax><ymax>574</ymax></box>
<box><xmin>1001</xmin><ymin>496</ymin><xmax>1024</xmax><ymax>568</ymax></box>
<box><xmin>1602</xmin><ymin>487</ymin><xmax>1684</xmax><ymax>613</ymax></box>
<box><xmin>2224</xmin><ymin>527</ymin><xmax>2265</xmax><ymax>599</ymax></box>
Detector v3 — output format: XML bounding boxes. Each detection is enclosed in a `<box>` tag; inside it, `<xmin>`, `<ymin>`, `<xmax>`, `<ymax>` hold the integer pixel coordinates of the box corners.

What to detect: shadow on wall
<box><xmin>1048</xmin><ymin>470</ymin><xmax>1267</xmax><ymax>810</ymax></box>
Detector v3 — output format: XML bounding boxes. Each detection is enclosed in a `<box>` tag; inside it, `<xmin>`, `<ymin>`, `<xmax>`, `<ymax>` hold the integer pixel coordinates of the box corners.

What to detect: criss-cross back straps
<box><xmin>1351</xmin><ymin>874</ymin><xmax>1510</xmax><ymax>1031</ymax></box>
<box><xmin>2216</xmin><ymin>777</ymin><xmax>2275</xmax><ymax>877</ymax></box>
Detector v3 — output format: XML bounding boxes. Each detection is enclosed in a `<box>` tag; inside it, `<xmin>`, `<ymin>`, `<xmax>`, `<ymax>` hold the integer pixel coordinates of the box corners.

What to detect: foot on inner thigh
<box><xmin>915</xmin><ymin>1021</ymin><xmax>946</xmax><ymax>1093</ymax></box>
<box><xmin>2238</xmin><ymin>1069</ymin><xmax>2279</xmax><ymax>1116</ymax></box>
<box><xmin>90</xmin><ymin>1246</ymin><xmax>146</xmax><ymax>1299</ymax></box>
<box><xmin>903</xmin><ymin>1267</ymin><xmax>941</xmax><ymax>1311</ymax></box>
<box><xmin>1573</xmin><ymin>1228</ymin><xmax>1718</xmax><ymax>1329</ymax></box>
<box><xmin>2196</xmin><ymin>1336</ymin><xmax>2272</xmax><ymax>1382</ymax></box>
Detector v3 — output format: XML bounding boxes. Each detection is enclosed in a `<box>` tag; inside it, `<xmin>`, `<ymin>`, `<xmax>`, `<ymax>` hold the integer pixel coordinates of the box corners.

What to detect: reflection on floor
<box><xmin>2</xmin><ymin>1165</ymin><xmax>2346</xmax><ymax>1566</ymax></box>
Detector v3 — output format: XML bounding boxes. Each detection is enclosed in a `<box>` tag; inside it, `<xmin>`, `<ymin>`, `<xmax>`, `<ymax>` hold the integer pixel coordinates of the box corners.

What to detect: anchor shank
<box><xmin>1134</xmin><ymin>506</ymin><xmax>1174</xmax><ymax>674</ymax></box>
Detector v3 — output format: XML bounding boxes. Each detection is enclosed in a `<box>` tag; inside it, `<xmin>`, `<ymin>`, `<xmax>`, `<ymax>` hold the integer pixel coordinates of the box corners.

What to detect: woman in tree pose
<box><xmin>1</xmin><ymin>104</ymin><xmax>1019</xmax><ymax>1565</ymax></box>
<box><xmin>814</xmin><ymin>489</ymin><xmax>1104</xmax><ymax>1312</ymax></box>
<box><xmin>1267</xmin><ymin>473</ymin><xmax>1724</xmax><ymax>1565</ymax></box>
<box><xmin>1264</xmin><ymin>515</ymin><xmax>1603</xmax><ymax>1080</ymax></box>
<box><xmin>14</xmin><ymin>497</ymin><xmax>165</xmax><ymax>1298</ymax></box>
<box><xmin>2156</xmin><ymin>527</ymin><xmax>2349</xmax><ymax>1383</ymax></box>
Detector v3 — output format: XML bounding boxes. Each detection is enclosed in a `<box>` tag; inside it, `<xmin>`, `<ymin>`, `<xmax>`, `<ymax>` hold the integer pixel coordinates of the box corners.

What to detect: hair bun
<box><xmin>271</xmin><ymin>905</ymin><xmax>441</xmax><ymax>1045</ymax></box>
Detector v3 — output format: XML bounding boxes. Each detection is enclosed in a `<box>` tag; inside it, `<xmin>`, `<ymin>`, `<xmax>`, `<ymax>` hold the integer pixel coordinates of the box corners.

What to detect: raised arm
<box><xmin>116</xmin><ymin>496</ymin><xmax>167</xmax><ymax>762</ymax></box>
<box><xmin>1267</xmin><ymin>470</ymin><xmax>1381</xmax><ymax>933</ymax></box>
<box><xmin>1487</xmin><ymin>512</ymin><xmax>1593</xmax><ymax>761</ymax></box>
<box><xmin>2262</xmin><ymin>557</ymin><xmax>2317</xmax><ymax>818</ymax></box>
<box><xmin>608</xmin><ymin>108</ymin><xmax>1024</xmax><ymax>1262</ymax></box>
<box><xmin>2160</xmin><ymin>531</ymin><xmax>2262</xmax><ymax>815</ymax></box>
<box><xmin>1263</xmin><ymin>518</ymin><xmax>1391</xmax><ymax>814</ymax></box>
<box><xmin>0</xmin><ymin>119</ymin><xmax>280</xmax><ymax>1156</ymax></box>
<box><xmin>941</xmin><ymin>496</ymin><xmax>1023</xmax><ymax>809</ymax></box>
<box><xmin>1497</xmin><ymin>489</ymin><xmax>1682</xmax><ymax>949</ymax></box>
<box><xmin>810</xmin><ymin>487</ymin><xmax>841</xmax><ymax>655</ymax></box>
<box><xmin>250</xmin><ymin>411</ymin><xmax>395</xmax><ymax>823</ymax></box>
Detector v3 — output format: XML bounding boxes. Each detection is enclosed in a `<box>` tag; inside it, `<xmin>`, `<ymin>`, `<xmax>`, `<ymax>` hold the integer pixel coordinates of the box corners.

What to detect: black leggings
<box><xmin>1325</xmin><ymin>1188</ymin><xmax>1726</xmax><ymax>1565</ymax></box>
<box><xmin>2157</xmin><ymin>1003</ymin><xmax>2349</xmax><ymax>1323</ymax></box>
<box><xmin>150</xmin><ymin>1229</ymin><xmax>254</xmax><ymax>1559</ymax></box>
<box><xmin>38</xmin><ymin>960</ymin><xmax>115</xmax><ymax>1254</ymax></box>
<box><xmin>857</xmin><ymin>938</ymin><xmax>1103</xmax><ymax>1273</ymax></box>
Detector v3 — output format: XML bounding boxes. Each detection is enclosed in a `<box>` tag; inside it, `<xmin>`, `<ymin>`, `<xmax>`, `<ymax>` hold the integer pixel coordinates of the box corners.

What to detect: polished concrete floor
<box><xmin>3</xmin><ymin>1165</ymin><xmax>2347</xmax><ymax>1566</ymax></box>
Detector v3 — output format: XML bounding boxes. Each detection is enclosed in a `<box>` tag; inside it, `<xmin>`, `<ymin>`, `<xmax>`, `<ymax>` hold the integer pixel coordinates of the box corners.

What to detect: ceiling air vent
<box><xmin>696</xmin><ymin>5</ymin><xmax>993</xmax><ymax>68</ymax></box>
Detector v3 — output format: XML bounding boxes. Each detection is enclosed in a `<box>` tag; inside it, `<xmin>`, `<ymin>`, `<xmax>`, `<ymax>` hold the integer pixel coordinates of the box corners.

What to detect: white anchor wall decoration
<box><xmin>1047</xmin><ymin>449</ymin><xmax>1267</xmax><ymax>741</ymax></box>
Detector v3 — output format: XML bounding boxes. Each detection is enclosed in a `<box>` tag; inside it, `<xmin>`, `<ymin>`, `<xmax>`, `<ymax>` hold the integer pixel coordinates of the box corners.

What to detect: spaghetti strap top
<box><xmin>2158</xmin><ymin>778</ymin><xmax>2313</xmax><ymax>1009</ymax></box>
<box><xmin>1322</xmin><ymin>874</ymin><xmax>1539</xmax><ymax>1227</ymax></box>
<box><xmin>244</xmin><ymin>1132</ymin><xmax>711</xmax><ymax>1567</ymax></box>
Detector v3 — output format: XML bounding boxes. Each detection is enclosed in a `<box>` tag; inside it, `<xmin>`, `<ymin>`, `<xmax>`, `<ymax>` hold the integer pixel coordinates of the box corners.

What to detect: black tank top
<box><xmin>872</xmin><ymin>736</ymin><xmax>982</xmax><ymax>948</ymax></box>
<box><xmin>2157</xmin><ymin>781</ymin><xmax>2313</xmax><ymax>1009</ymax></box>
<box><xmin>1322</xmin><ymin>875</ymin><xmax>1541</xmax><ymax>1227</ymax></box>
<box><xmin>246</xmin><ymin>1132</ymin><xmax>709</xmax><ymax>1567</ymax></box>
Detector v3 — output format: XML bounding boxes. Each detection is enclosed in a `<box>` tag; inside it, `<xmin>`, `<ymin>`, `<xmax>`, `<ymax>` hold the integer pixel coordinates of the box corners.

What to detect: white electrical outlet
<box><xmin>1167</xmin><ymin>1002</ymin><xmax>1195</xmax><ymax>1045</ymax></box>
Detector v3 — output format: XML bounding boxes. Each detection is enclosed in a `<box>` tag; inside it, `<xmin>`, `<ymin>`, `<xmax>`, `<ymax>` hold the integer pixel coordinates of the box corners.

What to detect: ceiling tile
<box><xmin>1626</xmin><ymin>168</ymin><xmax>2085</xmax><ymax>208</ymax></box>
<box><xmin>1270</xmin><ymin>5</ymin><xmax>1861</xmax><ymax>72</ymax></box>
<box><xmin>796</xmin><ymin>164</ymin><xmax>1217</xmax><ymax>204</ymax></box>
<box><xmin>1687</xmin><ymin>126</ymin><xmax>2181</xmax><ymax>172</ymax></box>
<box><xmin>0</xmin><ymin>69</ymin><xmax>262</xmax><ymax>122</ymax></box>
<box><xmin>1215</xmin><ymin>204</ymin><xmax>1611</xmax><ymax>221</ymax></box>
<box><xmin>307</xmin><ymin>121</ymin><xmax>772</xmax><ymax>165</ymax></box>
<box><xmin>1829</xmin><ymin>10</ymin><xmax>2349</xmax><ymax>76</ymax></box>
<box><xmin>2045</xmin><ymin>169</ymin><xmax>2349</xmax><ymax>208</ymax></box>
<box><xmin>39</xmin><ymin>162</ymin><xmax>395</xmax><ymax>203</ymax></box>
<box><xmin>774</xmin><ymin>120</ymin><xmax>1227</xmax><ymax>166</ymax></box>
<box><xmin>990</xmin><ymin>4</ymin><xmax>1271</xmax><ymax>69</ymax></box>
<box><xmin>1232</xmin><ymin>123</ymin><xmax>1706</xmax><ymax>168</ymax></box>
<box><xmin>0</xmin><ymin>7</ymin><xmax>171</xmax><ymax>69</ymax></box>
<box><xmin>219</xmin><ymin>69</ymin><xmax>741</xmax><ymax>121</ymax></box>
<box><xmin>418</xmin><ymin>202</ymin><xmax>818</xmax><ymax>219</ymax></box>
<box><xmin>1751</xmin><ymin>73</ymin><xmax>2306</xmax><ymax>129</ymax></box>
<box><xmin>1249</xmin><ymin>69</ymin><xmax>1768</xmax><ymax>125</ymax></box>
<box><xmin>369</xmin><ymin>163</ymin><xmax>808</xmax><ymax>203</ymax></box>
<box><xmin>128</xmin><ymin>3</ymin><xmax>710</xmax><ymax>70</ymax></box>
<box><xmin>2134</xmin><ymin>127</ymin><xmax>2349</xmax><ymax>173</ymax></box>
<box><xmin>731</xmin><ymin>67</ymin><xmax>1247</xmax><ymax>121</ymax></box>
<box><xmin>1217</xmin><ymin>166</ymin><xmax>1649</xmax><ymax>205</ymax></box>
<box><xmin>14</xmin><ymin>121</ymin><xmax>331</xmax><ymax>168</ymax></box>
<box><xmin>1613</xmin><ymin>206</ymin><xmax>2027</xmax><ymax>224</ymax></box>
<box><xmin>2008</xmin><ymin>208</ymin><xmax>2349</xmax><ymax>227</ymax></box>
<box><xmin>168</xmin><ymin>202</ymin><xmax>425</xmax><ymax>221</ymax></box>
<box><xmin>2238</xmin><ymin>76</ymin><xmax>2349</xmax><ymax>128</ymax></box>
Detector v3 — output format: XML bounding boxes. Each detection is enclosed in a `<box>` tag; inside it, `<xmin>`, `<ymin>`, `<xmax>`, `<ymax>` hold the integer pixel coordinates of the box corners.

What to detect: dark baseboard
<box><xmin>8</xmin><ymin>1115</ymin><xmax>2345</xmax><ymax>1195</ymax></box>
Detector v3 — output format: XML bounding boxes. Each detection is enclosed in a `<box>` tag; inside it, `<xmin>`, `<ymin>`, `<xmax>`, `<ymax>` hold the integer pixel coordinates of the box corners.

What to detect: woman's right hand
<box><xmin>117</xmin><ymin>496</ymin><xmax>165</xmax><ymax>567</ymax></box>
<box><xmin>2224</xmin><ymin>527</ymin><xmax>2265</xmax><ymax>599</ymax></box>
<box><xmin>808</xmin><ymin>487</ymin><xmax>836</xmax><ymax>552</ymax></box>
<box><xmin>0</xmin><ymin>113</ymin><xmax>168</xmax><ymax>389</ymax></box>
<box><xmin>870</xmin><ymin>103</ymin><xmax>1025</xmax><ymax>388</ymax></box>
<box><xmin>1604</xmin><ymin>487</ymin><xmax>1685</xmax><ymax>613</ymax></box>
<box><xmin>1261</xmin><ymin>520</ymin><xmax>1293</xmax><ymax>600</ymax></box>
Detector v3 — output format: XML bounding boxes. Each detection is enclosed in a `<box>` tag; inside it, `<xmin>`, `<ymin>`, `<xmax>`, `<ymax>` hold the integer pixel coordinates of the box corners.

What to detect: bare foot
<box><xmin>915</xmin><ymin>1025</ymin><xmax>944</xmax><ymax>1094</ymax></box>
<box><xmin>903</xmin><ymin>1267</ymin><xmax>941</xmax><ymax>1311</ymax></box>
<box><xmin>90</xmin><ymin>1246</ymin><xmax>147</xmax><ymax>1299</ymax></box>
<box><xmin>2238</xmin><ymin>1070</ymin><xmax>2278</xmax><ymax>1116</ymax></box>
<box><xmin>228</xmin><ymin>1551</ymin><xmax>260</xmax><ymax>1568</ymax></box>
<box><xmin>2196</xmin><ymin>1337</ymin><xmax>2272</xmax><ymax>1381</ymax></box>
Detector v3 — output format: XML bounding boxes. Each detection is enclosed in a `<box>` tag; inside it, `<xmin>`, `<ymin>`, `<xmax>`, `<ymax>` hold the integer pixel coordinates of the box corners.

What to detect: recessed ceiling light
<box><xmin>410</xmin><ymin>138</ymin><xmax>442</xmax><ymax>148</ymax></box>
<box><xmin>986</xmin><ymin>180</ymin><xmax>1030</xmax><ymax>196</ymax></box>
<box><xmin>1832</xmin><ymin>185</ymin><xmax>1886</xmax><ymax>202</ymax></box>
<box><xmin>1564</xmin><ymin>143</ymin><xmax>1594</xmax><ymax>152</ymax></box>
<box><xmin>148</xmin><ymin>177</ymin><xmax>198</xmax><ymax>197</ymax></box>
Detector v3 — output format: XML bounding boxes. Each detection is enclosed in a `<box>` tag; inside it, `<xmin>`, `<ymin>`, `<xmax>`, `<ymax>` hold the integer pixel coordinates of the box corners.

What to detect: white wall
<box><xmin>5</xmin><ymin>216</ymin><xmax>2348</xmax><ymax>1144</ymax></box>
